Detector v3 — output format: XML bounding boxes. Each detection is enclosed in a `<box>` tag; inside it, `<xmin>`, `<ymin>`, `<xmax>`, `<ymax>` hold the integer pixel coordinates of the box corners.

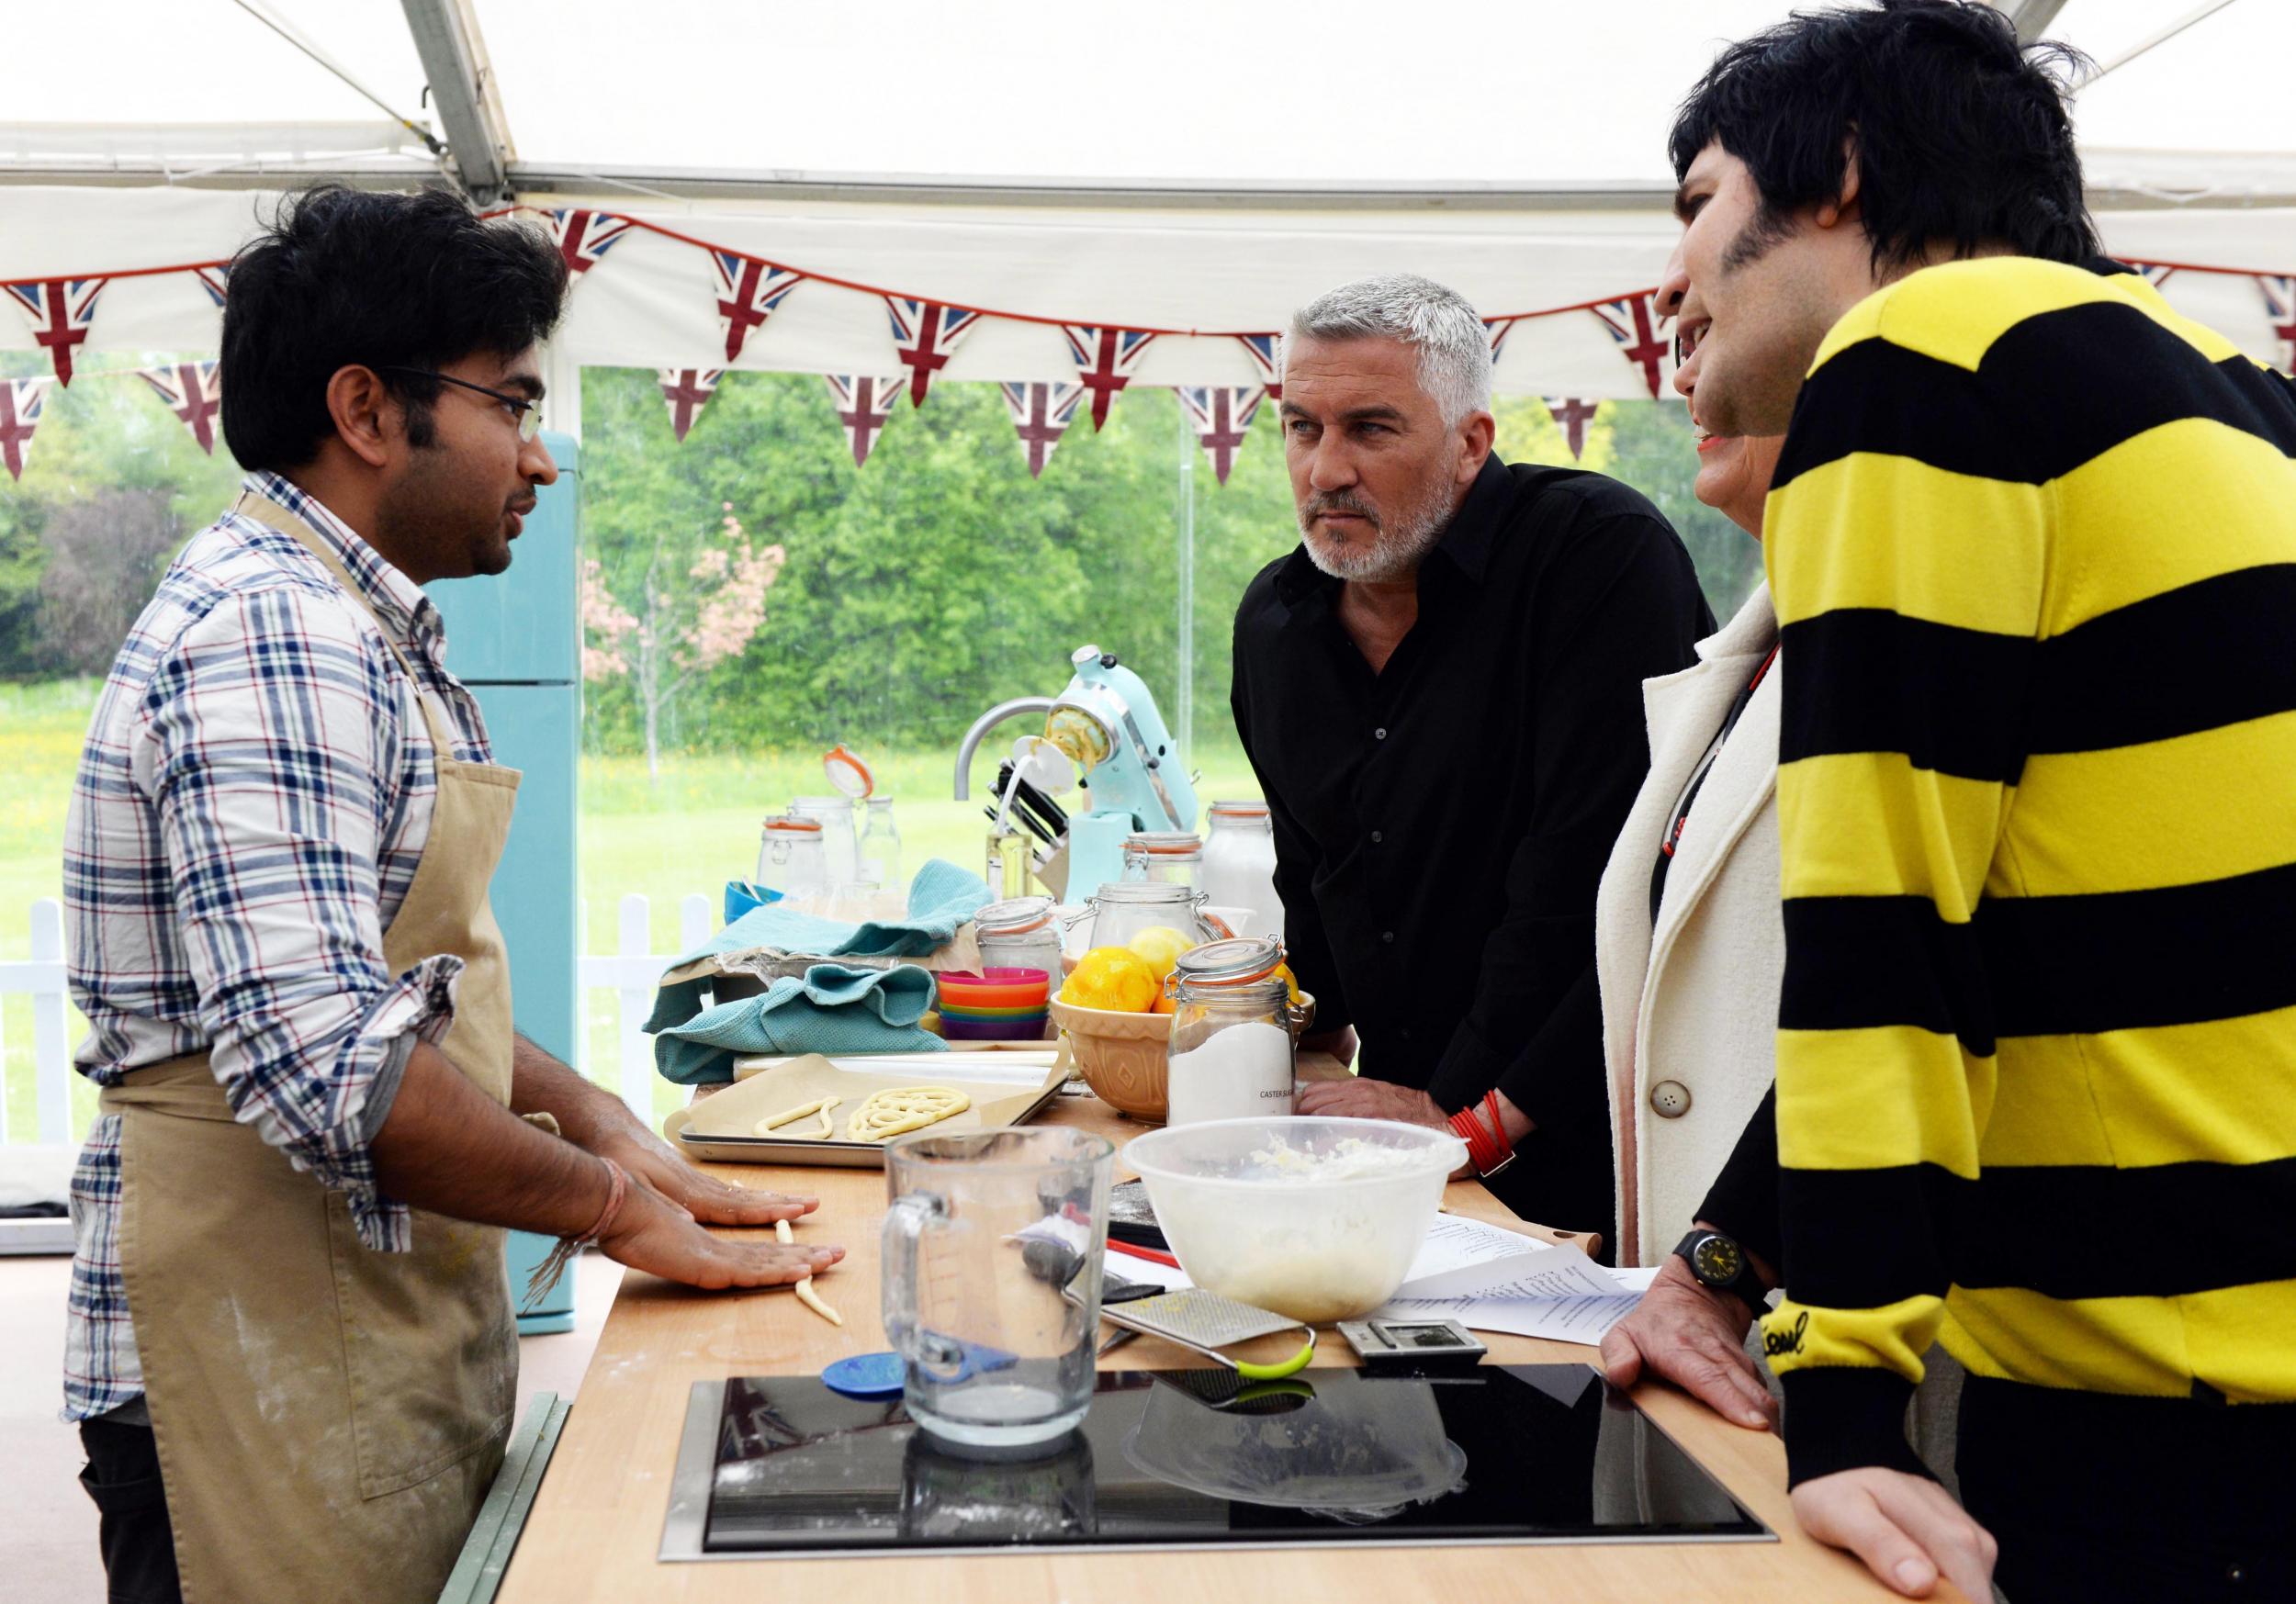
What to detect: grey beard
<box><xmin>1298</xmin><ymin>481</ymin><xmax>1453</xmax><ymax>583</ymax></box>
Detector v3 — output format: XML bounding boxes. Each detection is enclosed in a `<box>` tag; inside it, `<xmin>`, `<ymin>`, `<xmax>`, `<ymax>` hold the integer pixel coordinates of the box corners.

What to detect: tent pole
<box><xmin>400</xmin><ymin>0</ymin><xmax>516</xmax><ymax>204</ymax></box>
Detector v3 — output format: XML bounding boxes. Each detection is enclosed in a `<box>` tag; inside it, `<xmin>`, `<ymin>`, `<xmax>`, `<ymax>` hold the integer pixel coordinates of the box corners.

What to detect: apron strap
<box><xmin>230</xmin><ymin>488</ymin><xmax>460</xmax><ymax>759</ymax></box>
<box><xmin>99</xmin><ymin>1055</ymin><xmax>238</xmax><ymax>1123</ymax></box>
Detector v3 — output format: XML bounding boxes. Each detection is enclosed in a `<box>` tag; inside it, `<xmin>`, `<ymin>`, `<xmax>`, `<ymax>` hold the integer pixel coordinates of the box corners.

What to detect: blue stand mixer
<box><xmin>952</xmin><ymin>645</ymin><xmax>1200</xmax><ymax>902</ymax></box>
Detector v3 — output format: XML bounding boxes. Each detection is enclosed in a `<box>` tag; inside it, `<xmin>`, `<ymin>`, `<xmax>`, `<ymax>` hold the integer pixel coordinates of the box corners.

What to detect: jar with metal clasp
<box><xmin>974</xmin><ymin>895</ymin><xmax>1066</xmax><ymax>986</ymax></box>
<box><xmin>1164</xmin><ymin>938</ymin><xmax>1297</xmax><ymax>1127</ymax></box>
<box><xmin>1122</xmin><ymin>831</ymin><xmax>1204</xmax><ymax>892</ymax></box>
<box><xmin>1085</xmin><ymin>881</ymin><xmax>1213</xmax><ymax>952</ymax></box>
<box><xmin>755</xmin><ymin>814</ymin><xmax>828</xmax><ymax>902</ymax></box>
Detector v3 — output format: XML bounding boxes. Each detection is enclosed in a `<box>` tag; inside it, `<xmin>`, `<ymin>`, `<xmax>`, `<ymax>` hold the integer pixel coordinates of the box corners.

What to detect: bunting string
<box><xmin>3</xmin><ymin>203</ymin><xmax>2288</xmax><ymax>487</ymax></box>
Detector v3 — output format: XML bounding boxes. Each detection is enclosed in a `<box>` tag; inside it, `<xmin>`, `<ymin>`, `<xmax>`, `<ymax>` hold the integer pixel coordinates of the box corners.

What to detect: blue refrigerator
<box><xmin>425</xmin><ymin>430</ymin><xmax>584</xmax><ymax>1335</ymax></box>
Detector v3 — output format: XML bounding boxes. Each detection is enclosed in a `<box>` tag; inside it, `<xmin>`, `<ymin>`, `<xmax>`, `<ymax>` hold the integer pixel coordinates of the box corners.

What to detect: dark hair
<box><xmin>1668</xmin><ymin>0</ymin><xmax>2099</xmax><ymax>272</ymax></box>
<box><xmin>220</xmin><ymin>185</ymin><xmax>568</xmax><ymax>470</ymax></box>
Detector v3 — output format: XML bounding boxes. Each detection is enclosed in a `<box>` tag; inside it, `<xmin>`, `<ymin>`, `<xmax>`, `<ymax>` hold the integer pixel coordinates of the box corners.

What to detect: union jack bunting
<box><xmin>1484</xmin><ymin>317</ymin><xmax>1520</xmax><ymax>365</ymax></box>
<box><xmin>2130</xmin><ymin>261</ymin><xmax>2176</xmax><ymax>290</ymax></box>
<box><xmin>193</xmin><ymin>264</ymin><xmax>232</xmax><ymax>308</ymax></box>
<box><xmin>1544</xmin><ymin>397</ymin><xmax>1598</xmax><ymax>461</ymax></box>
<box><xmin>1179</xmin><ymin>384</ymin><xmax>1266</xmax><ymax>486</ymax></box>
<box><xmin>546</xmin><ymin>208</ymin><xmax>634</xmax><ymax>277</ymax></box>
<box><xmin>884</xmin><ymin>297</ymin><xmax>983</xmax><ymax>407</ymax></box>
<box><xmin>2261</xmin><ymin>275</ymin><xmax>2296</xmax><ymax>373</ymax></box>
<box><xmin>1061</xmin><ymin>325</ymin><xmax>1156</xmax><ymax>430</ymax></box>
<box><xmin>0</xmin><ymin>377</ymin><xmax>48</xmax><ymax>481</ymax></box>
<box><xmin>139</xmin><ymin>362</ymin><xmax>224</xmax><ymax>455</ymax></box>
<box><xmin>5</xmin><ymin>277</ymin><xmax>107</xmax><ymax>386</ymax></box>
<box><xmin>824</xmin><ymin>374</ymin><xmax>903</xmax><ymax>467</ymax></box>
<box><xmin>711</xmin><ymin>250</ymin><xmax>803</xmax><ymax>364</ymax></box>
<box><xmin>1001</xmin><ymin>380</ymin><xmax>1086</xmax><ymax>477</ymax></box>
<box><xmin>1592</xmin><ymin>292</ymin><xmax>1668</xmax><ymax>398</ymax></box>
<box><xmin>657</xmin><ymin>368</ymin><xmax>725</xmax><ymax>442</ymax></box>
<box><xmin>1235</xmin><ymin>333</ymin><xmax>1283</xmax><ymax>399</ymax></box>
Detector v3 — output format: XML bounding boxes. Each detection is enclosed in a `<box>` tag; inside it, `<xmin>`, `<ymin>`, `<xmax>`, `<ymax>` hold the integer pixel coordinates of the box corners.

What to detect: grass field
<box><xmin>1</xmin><ymin>679</ymin><xmax>1263</xmax><ymax>1137</ymax></box>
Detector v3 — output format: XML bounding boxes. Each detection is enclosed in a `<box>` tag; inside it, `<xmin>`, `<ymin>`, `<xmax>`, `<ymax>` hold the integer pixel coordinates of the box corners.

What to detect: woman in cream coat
<box><xmin>1594</xmin><ymin>458</ymin><xmax>1780</xmax><ymax>1276</ymax></box>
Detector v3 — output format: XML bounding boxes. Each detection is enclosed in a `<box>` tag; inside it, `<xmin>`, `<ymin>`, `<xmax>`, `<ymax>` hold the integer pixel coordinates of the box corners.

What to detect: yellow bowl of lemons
<box><xmin>1052</xmin><ymin>930</ymin><xmax>1308</xmax><ymax>1120</ymax></box>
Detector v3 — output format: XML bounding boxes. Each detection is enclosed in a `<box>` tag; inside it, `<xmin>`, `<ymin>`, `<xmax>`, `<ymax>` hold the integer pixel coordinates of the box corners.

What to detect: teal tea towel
<box><xmin>665</xmin><ymin>858</ymin><xmax>991</xmax><ymax>973</ymax></box>
<box><xmin>650</xmin><ymin>963</ymin><xmax>944</xmax><ymax>1085</ymax></box>
<box><xmin>647</xmin><ymin>860</ymin><xmax>989</xmax><ymax>1084</ymax></box>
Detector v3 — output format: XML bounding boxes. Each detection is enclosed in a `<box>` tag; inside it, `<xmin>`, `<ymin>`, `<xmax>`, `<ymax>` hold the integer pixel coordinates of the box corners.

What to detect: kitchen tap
<box><xmin>952</xmin><ymin>698</ymin><xmax>1057</xmax><ymax>801</ymax></box>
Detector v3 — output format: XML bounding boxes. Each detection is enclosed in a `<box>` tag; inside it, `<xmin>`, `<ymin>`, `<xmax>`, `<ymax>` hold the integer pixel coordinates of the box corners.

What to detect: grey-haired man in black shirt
<box><xmin>1233</xmin><ymin>273</ymin><xmax>1711</xmax><ymax>1247</ymax></box>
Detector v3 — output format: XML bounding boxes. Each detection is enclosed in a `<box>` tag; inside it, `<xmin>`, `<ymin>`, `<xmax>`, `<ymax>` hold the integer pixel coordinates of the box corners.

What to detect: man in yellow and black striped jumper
<box><xmin>1660</xmin><ymin>4</ymin><xmax>2296</xmax><ymax>1600</ymax></box>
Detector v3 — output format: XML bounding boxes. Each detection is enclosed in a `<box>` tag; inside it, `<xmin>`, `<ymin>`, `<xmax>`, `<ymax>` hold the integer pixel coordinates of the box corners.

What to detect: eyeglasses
<box><xmin>377</xmin><ymin>365</ymin><xmax>544</xmax><ymax>442</ymax></box>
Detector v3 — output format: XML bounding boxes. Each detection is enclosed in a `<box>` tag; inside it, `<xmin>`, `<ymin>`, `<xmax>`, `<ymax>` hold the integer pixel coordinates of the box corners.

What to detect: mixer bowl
<box><xmin>1120</xmin><ymin>1117</ymin><xmax>1467</xmax><ymax>1323</ymax></box>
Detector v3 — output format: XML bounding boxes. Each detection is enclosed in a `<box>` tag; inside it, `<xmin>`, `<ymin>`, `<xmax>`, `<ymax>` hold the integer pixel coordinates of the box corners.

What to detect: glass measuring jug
<box><xmin>882</xmin><ymin>1127</ymin><xmax>1114</xmax><ymax>1453</ymax></box>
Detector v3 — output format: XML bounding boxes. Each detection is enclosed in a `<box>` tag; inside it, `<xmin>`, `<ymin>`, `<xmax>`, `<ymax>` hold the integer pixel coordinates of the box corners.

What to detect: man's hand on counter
<box><xmin>511</xmin><ymin>1032</ymin><xmax>818</xmax><ymax>1228</ymax></box>
<box><xmin>1293</xmin><ymin>1077</ymin><xmax>1532</xmax><ymax>1182</ymax></box>
<box><xmin>1598</xmin><ymin>1251</ymin><xmax>1778</xmax><ymax>1431</ymax></box>
<box><xmin>594</xmin><ymin>1178</ymin><xmax>842</xmax><ymax>1291</ymax></box>
<box><xmin>588</xmin><ymin>1120</ymin><xmax>817</xmax><ymax>1229</ymax></box>
<box><xmin>1295</xmin><ymin>1076</ymin><xmax>1446</xmax><ymax>1128</ymax></box>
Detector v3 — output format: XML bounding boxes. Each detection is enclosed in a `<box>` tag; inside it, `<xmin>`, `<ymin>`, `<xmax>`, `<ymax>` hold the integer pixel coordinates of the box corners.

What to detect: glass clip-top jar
<box><xmin>1122</xmin><ymin>831</ymin><xmax>1204</xmax><ymax>891</ymax></box>
<box><xmin>755</xmin><ymin>813</ymin><xmax>827</xmax><ymax>901</ymax></box>
<box><xmin>974</xmin><ymin>895</ymin><xmax>1065</xmax><ymax>985</ymax></box>
<box><xmin>1086</xmin><ymin>881</ymin><xmax>1212</xmax><ymax>951</ymax></box>
<box><xmin>1164</xmin><ymin>938</ymin><xmax>1296</xmax><ymax>1127</ymax></box>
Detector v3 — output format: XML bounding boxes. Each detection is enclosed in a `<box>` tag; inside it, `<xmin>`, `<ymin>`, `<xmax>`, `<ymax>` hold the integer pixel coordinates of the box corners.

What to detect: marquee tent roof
<box><xmin>4</xmin><ymin>1</ymin><xmax>2292</xmax><ymax>402</ymax></box>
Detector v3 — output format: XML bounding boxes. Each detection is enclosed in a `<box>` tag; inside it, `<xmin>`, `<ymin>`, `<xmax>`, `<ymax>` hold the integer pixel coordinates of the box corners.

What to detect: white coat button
<box><xmin>1649</xmin><ymin>1080</ymin><xmax>1692</xmax><ymax>1118</ymax></box>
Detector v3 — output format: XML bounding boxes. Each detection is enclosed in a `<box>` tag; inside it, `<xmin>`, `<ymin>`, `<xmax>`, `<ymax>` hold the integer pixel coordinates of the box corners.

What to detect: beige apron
<box><xmin>106</xmin><ymin>491</ymin><xmax>523</xmax><ymax>1604</ymax></box>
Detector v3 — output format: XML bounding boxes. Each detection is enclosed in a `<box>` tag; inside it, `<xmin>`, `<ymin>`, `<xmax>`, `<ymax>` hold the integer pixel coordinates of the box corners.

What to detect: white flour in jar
<box><xmin>1165</xmin><ymin>1021</ymin><xmax>1295</xmax><ymax>1126</ymax></box>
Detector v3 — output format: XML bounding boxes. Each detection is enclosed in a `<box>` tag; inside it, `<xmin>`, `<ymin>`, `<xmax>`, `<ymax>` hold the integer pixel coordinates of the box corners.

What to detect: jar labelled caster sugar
<box><xmin>1165</xmin><ymin>938</ymin><xmax>1296</xmax><ymax>1127</ymax></box>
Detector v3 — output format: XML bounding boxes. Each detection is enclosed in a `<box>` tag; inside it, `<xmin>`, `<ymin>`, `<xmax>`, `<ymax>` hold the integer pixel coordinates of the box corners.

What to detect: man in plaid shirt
<box><xmin>62</xmin><ymin>187</ymin><xmax>840</xmax><ymax>1604</ymax></box>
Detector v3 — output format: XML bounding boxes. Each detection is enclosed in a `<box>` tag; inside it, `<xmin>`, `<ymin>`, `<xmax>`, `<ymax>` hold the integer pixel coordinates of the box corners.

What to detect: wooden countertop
<box><xmin>496</xmin><ymin>1057</ymin><xmax>1924</xmax><ymax>1603</ymax></box>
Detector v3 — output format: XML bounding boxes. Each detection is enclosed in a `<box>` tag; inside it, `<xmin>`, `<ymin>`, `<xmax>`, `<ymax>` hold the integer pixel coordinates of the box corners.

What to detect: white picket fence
<box><xmin>0</xmin><ymin>892</ymin><xmax>713</xmax><ymax>1145</ymax></box>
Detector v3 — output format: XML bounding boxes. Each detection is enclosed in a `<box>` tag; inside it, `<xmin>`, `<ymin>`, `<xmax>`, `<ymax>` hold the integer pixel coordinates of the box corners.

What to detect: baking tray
<box><xmin>664</xmin><ymin>1046</ymin><xmax>1070</xmax><ymax>1169</ymax></box>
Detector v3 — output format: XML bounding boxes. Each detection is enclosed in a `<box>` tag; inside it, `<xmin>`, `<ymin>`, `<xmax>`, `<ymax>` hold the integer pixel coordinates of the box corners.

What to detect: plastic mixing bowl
<box><xmin>1120</xmin><ymin>1117</ymin><xmax>1469</xmax><ymax>1323</ymax></box>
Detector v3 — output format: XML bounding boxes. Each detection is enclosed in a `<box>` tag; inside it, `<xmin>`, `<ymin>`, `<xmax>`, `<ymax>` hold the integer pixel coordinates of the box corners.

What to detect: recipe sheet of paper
<box><xmin>1380</xmin><ymin>1239</ymin><xmax>1649</xmax><ymax>1344</ymax></box>
<box><xmin>1401</xmin><ymin>1213</ymin><xmax>1563</xmax><ymax>1284</ymax></box>
<box><xmin>1103</xmin><ymin>1221</ymin><xmax>1656</xmax><ymax>1344</ymax></box>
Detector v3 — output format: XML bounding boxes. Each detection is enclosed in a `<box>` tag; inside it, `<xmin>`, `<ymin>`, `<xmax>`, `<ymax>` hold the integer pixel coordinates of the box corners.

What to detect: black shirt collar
<box><xmin>1272</xmin><ymin>454</ymin><xmax>1510</xmax><ymax>610</ymax></box>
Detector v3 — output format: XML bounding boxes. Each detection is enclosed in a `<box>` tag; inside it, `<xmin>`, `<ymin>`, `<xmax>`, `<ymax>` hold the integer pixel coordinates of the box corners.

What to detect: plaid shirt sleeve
<box><xmin>129</xmin><ymin>581</ymin><xmax>464</xmax><ymax>1252</ymax></box>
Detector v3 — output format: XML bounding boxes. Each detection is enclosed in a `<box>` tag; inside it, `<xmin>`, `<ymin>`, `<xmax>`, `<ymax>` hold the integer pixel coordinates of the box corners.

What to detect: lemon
<box><xmin>1272</xmin><ymin>960</ymin><xmax>1302</xmax><ymax>1006</ymax></box>
<box><xmin>1060</xmin><ymin>946</ymin><xmax>1160</xmax><ymax>1013</ymax></box>
<box><xmin>1126</xmin><ymin>925</ymin><xmax>1197</xmax><ymax>985</ymax></box>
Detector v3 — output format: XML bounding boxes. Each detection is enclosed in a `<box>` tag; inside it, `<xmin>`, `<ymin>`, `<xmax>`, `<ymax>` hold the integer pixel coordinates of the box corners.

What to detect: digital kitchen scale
<box><xmin>659</xmin><ymin>1364</ymin><xmax>1770</xmax><ymax>1561</ymax></box>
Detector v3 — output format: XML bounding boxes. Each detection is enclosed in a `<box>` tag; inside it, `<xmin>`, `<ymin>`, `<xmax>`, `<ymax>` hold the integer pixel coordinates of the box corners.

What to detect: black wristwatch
<box><xmin>1672</xmin><ymin>1228</ymin><xmax>1771</xmax><ymax>1316</ymax></box>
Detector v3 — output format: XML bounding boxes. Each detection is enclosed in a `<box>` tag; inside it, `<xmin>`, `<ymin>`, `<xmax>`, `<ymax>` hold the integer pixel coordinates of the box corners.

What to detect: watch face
<box><xmin>1692</xmin><ymin>1235</ymin><xmax>1743</xmax><ymax>1285</ymax></box>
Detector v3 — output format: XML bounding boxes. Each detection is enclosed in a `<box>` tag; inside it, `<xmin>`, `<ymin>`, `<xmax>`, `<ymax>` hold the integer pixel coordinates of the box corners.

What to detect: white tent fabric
<box><xmin>5</xmin><ymin>3</ymin><xmax>2296</xmax><ymax>401</ymax></box>
<box><xmin>0</xmin><ymin>184</ymin><xmax>2290</xmax><ymax>401</ymax></box>
<box><xmin>13</xmin><ymin>2</ymin><xmax>2295</xmax><ymax>194</ymax></box>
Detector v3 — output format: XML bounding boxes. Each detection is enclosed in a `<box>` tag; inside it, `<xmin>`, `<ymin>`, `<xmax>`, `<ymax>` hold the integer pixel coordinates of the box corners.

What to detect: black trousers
<box><xmin>1958</xmin><ymin>1376</ymin><xmax>2296</xmax><ymax>1604</ymax></box>
<box><xmin>78</xmin><ymin>1418</ymin><xmax>181</xmax><ymax>1604</ymax></box>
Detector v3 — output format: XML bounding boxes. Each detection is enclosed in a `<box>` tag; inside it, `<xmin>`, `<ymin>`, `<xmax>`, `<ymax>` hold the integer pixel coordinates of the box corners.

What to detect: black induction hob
<box><xmin>658</xmin><ymin>1364</ymin><xmax>1771</xmax><ymax>1561</ymax></box>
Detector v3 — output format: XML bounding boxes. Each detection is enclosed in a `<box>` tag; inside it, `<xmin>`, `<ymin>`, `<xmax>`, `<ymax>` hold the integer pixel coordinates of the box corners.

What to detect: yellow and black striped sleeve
<box><xmin>1757</xmin><ymin>265</ymin><xmax>2058</xmax><ymax>1484</ymax></box>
